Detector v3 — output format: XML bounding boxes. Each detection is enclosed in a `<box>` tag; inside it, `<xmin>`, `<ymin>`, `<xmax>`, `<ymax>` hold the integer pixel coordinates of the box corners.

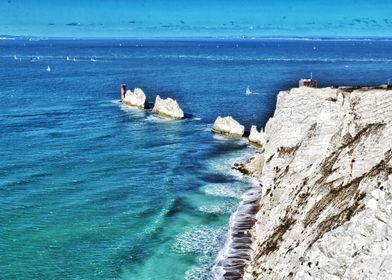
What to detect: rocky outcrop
<box><xmin>212</xmin><ymin>116</ymin><xmax>245</xmax><ymax>138</ymax></box>
<box><xmin>248</xmin><ymin>126</ymin><xmax>265</xmax><ymax>147</ymax></box>
<box><xmin>152</xmin><ymin>95</ymin><xmax>184</xmax><ymax>119</ymax></box>
<box><xmin>233</xmin><ymin>152</ymin><xmax>264</xmax><ymax>178</ymax></box>
<box><xmin>122</xmin><ymin>88</ymin><xmax>149</xmax><ymax>109</ymax></box>
<box><xmin>243</xmin><ymin>87</ymin><xmax>392</xmax><ymax>280</ymax></box>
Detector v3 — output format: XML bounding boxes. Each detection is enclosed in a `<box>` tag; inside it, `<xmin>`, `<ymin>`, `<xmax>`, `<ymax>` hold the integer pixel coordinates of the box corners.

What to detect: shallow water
<box><xmin>1</xmin><ymin>38</ymin><xmax>392</xmax><ymax>280</ymax></box>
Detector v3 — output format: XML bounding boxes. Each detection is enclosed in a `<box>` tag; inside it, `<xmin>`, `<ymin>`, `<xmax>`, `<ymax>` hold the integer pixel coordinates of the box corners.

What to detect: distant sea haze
<box><xmin>0</xmin><ymin>0</ymin><xmax>392</xmax><ymax>37</ymax></box>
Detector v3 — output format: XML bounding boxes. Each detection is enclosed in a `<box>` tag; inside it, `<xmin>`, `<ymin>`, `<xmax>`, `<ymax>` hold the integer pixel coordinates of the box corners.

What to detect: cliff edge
<box><xmin>244</xmin><ymin>87</ymin><xmax>392</xmax><ymax>279</ymax></box>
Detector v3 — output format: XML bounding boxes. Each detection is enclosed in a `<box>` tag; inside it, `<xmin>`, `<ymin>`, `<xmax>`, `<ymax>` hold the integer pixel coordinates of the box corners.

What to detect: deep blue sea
<box><xmin>1</xmin><ymin>38</ymin><xmax>392</xmax><ymax>280</ymax></box>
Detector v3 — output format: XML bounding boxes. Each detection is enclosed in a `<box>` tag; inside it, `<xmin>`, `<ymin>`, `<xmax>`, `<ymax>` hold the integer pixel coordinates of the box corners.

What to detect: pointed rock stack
<box><xmin>248</xmin><ymin>125</ymin><xmax>265</xmax><ymax>147</ymax></box>
<box><xmin>122</xmin><ymin>88</ymin><xmax>149</xmax><ymax>109</ymax></box>
<box><xmin>152</xmin><ymin>95</ymin><xmax>184</xmax><ymax>119</ymax></box>
<box><xmin>212</xmin><ymin>116</ymin><xmax>245</xmax><ymax>138</ymax></box>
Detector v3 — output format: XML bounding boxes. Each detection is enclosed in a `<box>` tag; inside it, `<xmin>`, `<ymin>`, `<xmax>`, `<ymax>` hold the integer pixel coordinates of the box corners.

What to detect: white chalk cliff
<box><xmin>243</xmin><ymin>87</ymin><xmax>392</xmax><ymax>279</ymax></box>
<box><xmin>122</xmin><ymin>88</ymin><xmax>149</xmax><ymax>109</ymax></box>
<box><xmin>249</xmin><ymin>125</ymin><xmax>265</xmax><ymax>147</ymax></box>
<box><xmin>212</xmin><ymin>116</ymin><xmax>245</xmax><ymax>138</ymax></box>
<box><xmin>152</xmin><ymin>95</ymin><xmax>184</xmax><ymax>119</ymax></box>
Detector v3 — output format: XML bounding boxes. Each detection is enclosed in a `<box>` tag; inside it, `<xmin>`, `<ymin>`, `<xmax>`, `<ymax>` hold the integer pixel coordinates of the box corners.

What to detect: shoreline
<box><xmin>212</xmin><ymin>148</ymin><xmax>263</xmax><ymax>279</ymax></box>
<box><xmin>214</xmin><ymin>85</ymin><xmax>392</xmax><ymax>279</ymax></box>
<box><xmin>213</xmin><ymin>185</ymin><xmax>261</xmax><ymax>279</ymax></box>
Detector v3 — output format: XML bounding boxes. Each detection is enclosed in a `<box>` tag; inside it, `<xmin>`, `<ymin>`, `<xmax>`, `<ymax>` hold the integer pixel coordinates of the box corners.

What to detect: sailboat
<box><xmin>66</xmin><ymin>56</ymin><xmax>70</xmax><ymax>61</ymax></box>
<box><xmin>47</xmin><ymin>65</ymin><xmax>51</xmax><ymax>72</ymax></box>
<box><xmin>245</xmin><ymin>86</ymin><xmax>252</xmax><ymax>95</ymax></box>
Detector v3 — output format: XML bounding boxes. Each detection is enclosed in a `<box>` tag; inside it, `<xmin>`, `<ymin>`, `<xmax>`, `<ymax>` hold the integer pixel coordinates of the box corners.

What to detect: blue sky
<box><xmin>1</xmin><ymin>0</ymin><xmax>392</xmax><ymax>38</ymax></box>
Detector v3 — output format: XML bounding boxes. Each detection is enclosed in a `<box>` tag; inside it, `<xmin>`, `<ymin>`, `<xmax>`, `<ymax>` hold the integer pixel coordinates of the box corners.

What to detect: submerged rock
<box><xmin>212</xmin><ymin>116</ymin><xmax>244</xmax><ymax>138</ymax></box>
<box><xmin>152</xmin><ymin>95</ymin><xmax>184</xmax><ymax>119</ymax></box>
<box><xmin>248</xmin><ymin>125</ymin><xmax>265</xmax><ymax>147</ymax></box>
<box><xmin>122</xmin><ymin>88</ymin><xmax>149</xmax><ymax>109</ymax></box>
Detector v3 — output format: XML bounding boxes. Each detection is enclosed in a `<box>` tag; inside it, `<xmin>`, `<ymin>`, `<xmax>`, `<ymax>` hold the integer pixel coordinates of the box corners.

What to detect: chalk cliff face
<box><xmin>152</xmin><ymin>95</ymin><xmax>184</xmax><ymax>119</ymax></box>
<box><xmin>244</xmin><ymin>87</ymin><xmax>392</xmax><ymax>279</ymax></box>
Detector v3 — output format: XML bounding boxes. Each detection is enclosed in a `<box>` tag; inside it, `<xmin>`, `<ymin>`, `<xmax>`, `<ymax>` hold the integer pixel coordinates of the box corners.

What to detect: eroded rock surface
<box><xmin>212</xmin><ymin>116</ymin><xmax>245</xmax><ymax>138</ymax></box>
<box><xmin>233</xmin><ymin>152</ymin><xmax>264</xmax><ymax>178</ymax></box>
<box><xmin>248</xmin><ymin>126</ymin><xmax>265</xmax><ymax>147</ymax></box>
<box><xmin>122</xmin><ymin>88</ymin><xmax>149</xmax><ymax>109</ymax></box>
<box><xmin>152</xmin><ymin>95</ymin><xmax>184</xmax><ymax>119</ymax></box>
<box><xmin>243</xmin><ymin>87</ymin><xmax>392</xmax><ymax>280</ymax></box>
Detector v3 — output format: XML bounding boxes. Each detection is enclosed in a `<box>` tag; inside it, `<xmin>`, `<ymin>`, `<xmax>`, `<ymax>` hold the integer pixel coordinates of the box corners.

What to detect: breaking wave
<box><xmin>212</xmin><ymin>187</ymin><xmax>261</xmax><ymax>279</ymax></box>
<box><xmin>202</xmin><ymin>183</ymin><xmax>244</xmax><ymax>198</ymax></box>
<box><xmin>173</xmin><ymin>225</ymin><xmax>227</xmax><ymax>280</ymax></box>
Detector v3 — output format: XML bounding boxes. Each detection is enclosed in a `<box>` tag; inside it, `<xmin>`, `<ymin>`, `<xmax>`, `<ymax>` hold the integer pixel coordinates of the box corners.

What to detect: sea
<box><xmin>1</xmin><ymin>38</ymin><xmax>392</xmax><ymax>280</ymax></box>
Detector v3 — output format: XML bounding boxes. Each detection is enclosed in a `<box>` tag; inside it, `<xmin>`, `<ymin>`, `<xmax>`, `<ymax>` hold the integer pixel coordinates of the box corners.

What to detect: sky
<box><xmin>1</xmin><ymin>0</ymin><xmax>392</xmax><ymax>38</ymax></box>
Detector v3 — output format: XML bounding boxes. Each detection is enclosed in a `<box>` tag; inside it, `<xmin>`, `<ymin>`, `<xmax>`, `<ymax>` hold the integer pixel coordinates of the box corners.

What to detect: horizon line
<box><xmin>2</xmin><ymin>34</ymin><xmax>392</xmax><ymax>41</ymax></box>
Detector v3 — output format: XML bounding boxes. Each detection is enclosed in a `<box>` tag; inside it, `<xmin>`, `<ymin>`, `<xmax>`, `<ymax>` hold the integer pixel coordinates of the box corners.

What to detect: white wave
<box><xmin>119</xmin><ymin>104</ymin><xmax>148</xmax><ymax>118</ymax></box>
<box><xmin>212</xmin><ymin>134</ymin><xmax>247</xmax><ymax>144</ymax></box>
<box><xmin>202</xmin><ymin>183</ymin><xmax>243</xmax><ymax>198</ymax></box>
<box><xmin>145</xmin><ymin>114</ymin><xmax>172</xmax><ymax>122</ymax></box>
<box><xmin>212</xmin><ymin>187</ymin><xmax>261</xmax><ymax>279</ymax></box>
<box><xmin>185</xmin><ymin>264</ymin><xmax>211</xmax><ymax>280</ymax></box>
<box><xmin>173</xmin><ymin>225</ymin><xmax>226</xmax><ymax>255</ymax></box>
<box><xmin>174</xmin><ymin>225</ymin><xmax>226</xmax><ymax>280</ymax></box>
<box><xmin>198</xmin><ymin>201</ymin><xmax>236</xmax><ymax>214</ymax></box>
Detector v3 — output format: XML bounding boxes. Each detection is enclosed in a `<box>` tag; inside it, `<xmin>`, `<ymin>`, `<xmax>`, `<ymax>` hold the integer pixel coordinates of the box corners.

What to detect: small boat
<box><xmin>91</xmin><ymin>57</ymin><xmax>97</xmax><ymax>62</ymax></box>
<box><xmin>66</xmin><ymin>56</ymin><xmax>70</xmax><ymax>61</ymax></box>
<box><xmin>47</xmin><ymin>65</ymin><xmax>51</xmax><ymax>72</ymax></box>
<box><xmin>14</xmin><ymin>55</ymin><xmax>18</xmax><ymax>60</ymax></box>
<box><xmin>245</xmin><ymin>86</ymin><xmax>252</xmax><ymax>95</ymax></box>
<box><xmin>73</xmin><ymin>58</ymin><xmax>77</xmax><ymax>61</ymax></box>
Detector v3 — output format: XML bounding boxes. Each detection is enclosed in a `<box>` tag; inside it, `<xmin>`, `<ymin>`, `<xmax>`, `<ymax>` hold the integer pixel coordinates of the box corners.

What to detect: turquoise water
<box><xmin>1</xmin><ymin>39</ymin><xmax>392</xmax><ymax>279</ymax></box>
